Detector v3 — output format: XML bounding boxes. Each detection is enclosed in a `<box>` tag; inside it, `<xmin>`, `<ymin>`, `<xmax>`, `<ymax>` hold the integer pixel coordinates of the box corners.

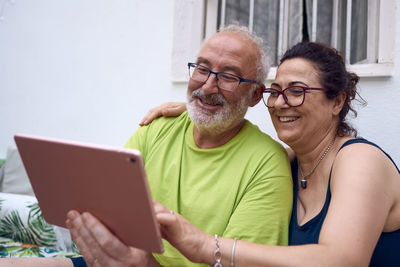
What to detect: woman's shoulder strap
<box><xmin>338</xmin><ymin>138</ymin><xmax>399</xmax><ymax>173</ymax></box>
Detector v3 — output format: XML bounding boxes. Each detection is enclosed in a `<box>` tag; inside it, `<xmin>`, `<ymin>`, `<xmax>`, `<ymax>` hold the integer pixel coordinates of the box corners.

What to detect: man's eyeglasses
<box><xmin>188</xmin><ymin>62</ymin><xmax>257</xmax><ymax>92</ymax></box>
<box><xmin>262</xmin><ymin>86</ymin><xmax>329</xmax><ymax>108</ymax></box>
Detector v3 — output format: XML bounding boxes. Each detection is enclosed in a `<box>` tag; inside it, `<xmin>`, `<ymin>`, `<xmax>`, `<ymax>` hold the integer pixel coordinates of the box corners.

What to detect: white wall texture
<box><xmin>0</xmin><ymin>0</ymin><xmax>399</xmax><ymax>165</ymax></box>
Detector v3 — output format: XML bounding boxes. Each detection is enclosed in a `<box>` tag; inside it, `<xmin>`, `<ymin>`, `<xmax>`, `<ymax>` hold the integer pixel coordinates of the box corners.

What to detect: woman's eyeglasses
<box><xmin>262</xmin><ymin>86</ymin><xmax>329</xmax><ymax>108</ymax></box>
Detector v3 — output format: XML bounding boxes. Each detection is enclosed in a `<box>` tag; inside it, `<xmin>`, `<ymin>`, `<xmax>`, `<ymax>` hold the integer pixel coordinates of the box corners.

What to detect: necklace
<box><xmin>299</xmin><ymin>136</ymin><xmax>336</xmax><ymax>189</ymax></box>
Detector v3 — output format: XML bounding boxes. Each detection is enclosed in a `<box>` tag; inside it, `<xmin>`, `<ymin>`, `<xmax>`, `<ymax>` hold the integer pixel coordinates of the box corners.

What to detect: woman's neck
<box><xmin>291</xmin><ymin>123</ymin><xmax>340</xmax><ymax>183</ymax></box>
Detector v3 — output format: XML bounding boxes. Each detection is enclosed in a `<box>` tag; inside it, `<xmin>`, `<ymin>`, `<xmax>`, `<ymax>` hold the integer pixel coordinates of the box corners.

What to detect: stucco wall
<box><xmin>0</xmin><ymin>0</ymin><xmax>399</xmax><ymax>164</ymax></box>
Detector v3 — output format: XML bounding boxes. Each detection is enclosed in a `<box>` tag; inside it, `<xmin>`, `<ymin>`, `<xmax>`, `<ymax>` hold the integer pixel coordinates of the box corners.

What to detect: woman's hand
<box><xmin>66</xmin><ymin>210</ymin><xmax>159</xmax><ymax>267</ymax></box>
<box><xmin>153</xmin><ymin>201</ymin><xmax>213</xmax><ymax>264</ymax></box>
<box><xmin>139</xmin><ymin>102</ymin><xmax>186</xmax><ymax>126</ymax></box>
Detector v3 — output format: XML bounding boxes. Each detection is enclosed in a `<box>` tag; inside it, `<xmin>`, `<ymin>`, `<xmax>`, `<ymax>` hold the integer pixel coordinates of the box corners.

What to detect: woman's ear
<box><xmin>249</xmin><ymin>84</ymin><xmax>265</xmax><ymax>107</ymax></box>
<box><xmin>332</xmin><ymin>90</ymin><xmax>346</xmax><ymax>116</ymax></box>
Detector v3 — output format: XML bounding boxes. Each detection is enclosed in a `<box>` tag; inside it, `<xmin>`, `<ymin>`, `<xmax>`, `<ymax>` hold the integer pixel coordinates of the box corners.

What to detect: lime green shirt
<box><xmin>125</xmin><ymin>112</ymin><xmax>292</xmax><ymax>266</ymax></box>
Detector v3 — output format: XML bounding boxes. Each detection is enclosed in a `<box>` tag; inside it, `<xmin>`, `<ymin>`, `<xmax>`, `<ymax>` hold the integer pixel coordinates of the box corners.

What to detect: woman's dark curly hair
<box><xmin>280</xmin><ymin>42</ymin><xmax>365</xmax><ymax>137</ymax></box>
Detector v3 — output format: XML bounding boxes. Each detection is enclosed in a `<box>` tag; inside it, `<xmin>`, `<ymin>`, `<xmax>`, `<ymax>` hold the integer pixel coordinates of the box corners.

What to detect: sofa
<box><xmin>0</xmin><ymin>146</ymin><xmax>80</xmax><ymax>258</ymax></box>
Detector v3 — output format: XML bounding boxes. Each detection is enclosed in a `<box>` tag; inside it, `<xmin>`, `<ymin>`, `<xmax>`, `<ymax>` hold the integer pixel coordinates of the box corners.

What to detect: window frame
<box><xmin>171</xmin><ymin>0</ymin><xmax>395</xmax><ymax>82</ymax></box>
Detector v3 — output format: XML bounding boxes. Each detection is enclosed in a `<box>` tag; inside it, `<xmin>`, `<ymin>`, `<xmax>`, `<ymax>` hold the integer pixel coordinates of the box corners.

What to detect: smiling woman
<box><xmin>139</xmin><ymin>41</ymin><xmax>400</xmax><ymax>267</ymax></box>
<box><xmin>276</xmin><ymin>42</ymin><xmax>361</xmax><ymax>137</ymax></box>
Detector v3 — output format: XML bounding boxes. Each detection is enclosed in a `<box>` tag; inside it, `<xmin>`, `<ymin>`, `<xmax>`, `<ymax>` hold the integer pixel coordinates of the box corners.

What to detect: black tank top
<box><xmin>289</xmin><ymin>138</ymin><xmax>400</xmax><ymax>266</ymax></box>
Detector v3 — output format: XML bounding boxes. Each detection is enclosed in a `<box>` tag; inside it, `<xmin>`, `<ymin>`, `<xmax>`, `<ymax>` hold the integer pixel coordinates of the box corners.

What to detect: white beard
<box><xmin>187</xmin><ymin>88</ymin><xmax>250</xmax><ymax>133</ymax></box>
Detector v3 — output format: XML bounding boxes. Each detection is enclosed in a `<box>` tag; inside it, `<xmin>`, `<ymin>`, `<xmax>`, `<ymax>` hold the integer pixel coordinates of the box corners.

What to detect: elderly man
<box><xmin>66</xmin><ymin>25</ymin><xmax>292</xmax><ymax>267</ymax></box>
<box><xmin>2</xmin><ymin>25</ymin><xmax>292</xmax><ymax>267</ymax></box>
<box><xmin>67</xmin><ymin>25</ymin><xmax>292</xmax><ymax>267</ymax></box>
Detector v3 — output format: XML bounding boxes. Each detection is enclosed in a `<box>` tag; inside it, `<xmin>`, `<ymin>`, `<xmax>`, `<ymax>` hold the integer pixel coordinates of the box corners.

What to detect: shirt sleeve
<box><xmin>124</xmin><ymin>124</ymin><xmax>149</xmax><ymax>158</ymax></box>
<box><xmin>223</xmin><ymin>153</ymin><xmax>293</xmax><ymax>246</ymax></box>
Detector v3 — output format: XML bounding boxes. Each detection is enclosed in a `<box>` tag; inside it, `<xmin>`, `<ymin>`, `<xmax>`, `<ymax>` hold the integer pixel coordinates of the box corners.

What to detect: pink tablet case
<box><xmin>14</xmin><ymin>133</ymin><xmax>163</xmax><ymax>253</ymax></box>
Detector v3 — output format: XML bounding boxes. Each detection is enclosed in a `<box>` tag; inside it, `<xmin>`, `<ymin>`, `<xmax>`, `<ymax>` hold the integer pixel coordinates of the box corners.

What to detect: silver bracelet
<box><xmin>214</xmin><ymin>234</ymin><xmax>223</xmax><ymax>267</ymax></box>
<box><xmin>230</xmin><ymin>238</ymin><xmax>237</xmax><ymax>267</ymax></box>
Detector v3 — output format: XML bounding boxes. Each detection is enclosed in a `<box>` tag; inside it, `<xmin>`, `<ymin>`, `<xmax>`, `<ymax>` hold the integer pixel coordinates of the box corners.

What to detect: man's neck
<box><xmin>193</xmin><ymin>119</ymin><xmax>246</xmax><ymax>149</ymax></box>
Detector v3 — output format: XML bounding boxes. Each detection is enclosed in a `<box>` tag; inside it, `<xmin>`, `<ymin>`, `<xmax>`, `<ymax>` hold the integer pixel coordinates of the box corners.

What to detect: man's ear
<box><xmin>332</xmin><ymin>90</ymin><xmax>346</xmax><ymax>116</ymax></box>
<box><xmin>249</xmin><ymin>84</ymin><xmax>265</xmax><ymax>107</ymax></box>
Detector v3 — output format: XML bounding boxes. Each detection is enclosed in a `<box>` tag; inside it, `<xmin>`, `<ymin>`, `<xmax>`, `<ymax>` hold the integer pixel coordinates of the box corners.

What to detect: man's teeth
<box><xmin>279</xmin><ymin>116</ymin><xmax>298</xmax><ymax>122</ymax></box>
<box><xmin>200</xmin><ymin>99</ymin><xmax>219</xmax><ymax>106</ymax></box>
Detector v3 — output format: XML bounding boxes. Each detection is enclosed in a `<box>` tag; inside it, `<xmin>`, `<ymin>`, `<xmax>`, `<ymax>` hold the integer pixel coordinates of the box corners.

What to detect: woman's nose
<box><xmin>274</xmin><ymin>93</ymin><xmax>289</xmax><ymax>108</ymax></box>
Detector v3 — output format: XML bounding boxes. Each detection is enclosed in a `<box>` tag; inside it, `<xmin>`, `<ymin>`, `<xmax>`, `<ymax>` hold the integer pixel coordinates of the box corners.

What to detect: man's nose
<box><xmin>201</xmin><ymin>73</ymin><xmax>219</xmax><ymax>95</ymax></box>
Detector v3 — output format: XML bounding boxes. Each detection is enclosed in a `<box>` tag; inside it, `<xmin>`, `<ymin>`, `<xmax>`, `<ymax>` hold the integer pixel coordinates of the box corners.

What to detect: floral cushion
<box><xmin>0</xmin><ymin>192</ymin><xmax>80</xmax><ymax>258</ymax></box>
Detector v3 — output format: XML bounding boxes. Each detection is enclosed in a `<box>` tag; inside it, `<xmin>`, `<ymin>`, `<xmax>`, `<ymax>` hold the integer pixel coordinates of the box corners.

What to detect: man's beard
<box><xmin>187</xmin><ymin>88</ymin><xmax>251</xmax><ymax>133</ymax></box>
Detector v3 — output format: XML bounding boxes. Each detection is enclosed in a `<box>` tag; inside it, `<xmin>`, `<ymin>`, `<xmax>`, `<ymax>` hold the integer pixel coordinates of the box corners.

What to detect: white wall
<box><xmin>0</xmin><ymin>0</ymin><xmax>186</xmax><ymax>156</ymax></box>
<box><xmin>1</xmin><ymin>0</ymin><xmax>399</xmax><ymax>165</ymax></box>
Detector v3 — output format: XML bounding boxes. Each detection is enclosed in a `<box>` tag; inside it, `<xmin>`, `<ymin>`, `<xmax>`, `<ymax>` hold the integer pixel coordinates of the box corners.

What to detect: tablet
<box><xmin>14</xmin><ymin>133</ymin><xmax>164</xmax><ymax>253</ymax></box>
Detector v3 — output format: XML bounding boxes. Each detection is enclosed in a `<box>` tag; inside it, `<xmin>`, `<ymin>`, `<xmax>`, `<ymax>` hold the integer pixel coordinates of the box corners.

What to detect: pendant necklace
<box><xmin>299</xmin><ymin>136</ymin><xmax>336</xmax><ymax>189</ymax></box>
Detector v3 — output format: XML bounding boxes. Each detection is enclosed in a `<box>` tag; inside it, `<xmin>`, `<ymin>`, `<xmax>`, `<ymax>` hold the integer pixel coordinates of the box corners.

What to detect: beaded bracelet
<box><xmin>214</xmin><ymin>234</ymin><xmax>223</xmax><ymax>267</ymax></box>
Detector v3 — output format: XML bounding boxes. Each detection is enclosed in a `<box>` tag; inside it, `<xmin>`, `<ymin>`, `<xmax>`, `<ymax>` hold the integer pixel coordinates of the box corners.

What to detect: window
<box><xmin>171</xmin><ymin>0</ymin><xmax>395</xmax><ymax>82</ymax></box>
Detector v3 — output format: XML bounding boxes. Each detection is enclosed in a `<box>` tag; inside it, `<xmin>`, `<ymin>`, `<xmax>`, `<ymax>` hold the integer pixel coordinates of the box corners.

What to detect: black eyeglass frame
<box><xmin>262</xmin><ymin>86</ymin><xmax>330</xmax><ymax>108</ymax></box>
<box><xmin>188</xmin><ymin>62</ymin><xmax>257</xmax><ymax>91</ymax></box>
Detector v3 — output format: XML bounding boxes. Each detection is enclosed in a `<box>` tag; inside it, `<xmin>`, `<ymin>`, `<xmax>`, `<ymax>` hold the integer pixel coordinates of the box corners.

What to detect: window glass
<box><xmin>336</xmin><ymin>0</ymin><xmax>348</xmax><ymax>57</ymax></box>
<box><xmin>253</xmin><ymin>1</ymin><xmax>280</xmax><ymax>66</ymax></box>
<box><xmin>350</xmin><ymin>0</ymin><xmax>368</xmax><ymax>64</ymax></box>
<box><xmin>219</xmin><ymin>0</ymin><xmax>369</xmax><ymax>66</ymax></box>
<box><xmin>224</xmin><ymin>0</ymin><xmax>249</xmax><ymax>26</ymax></box>
<box><xmin>315</xmin><ymin>0</ymin><xmax>334</xmax><ymax>45</ymax></box>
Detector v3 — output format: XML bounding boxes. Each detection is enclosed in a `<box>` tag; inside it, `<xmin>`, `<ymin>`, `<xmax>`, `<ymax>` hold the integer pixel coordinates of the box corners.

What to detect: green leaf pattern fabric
<box><xmin>0</xmin><ymin>193</ymin><xmax>81</xmax><ymax>258</ymax></box>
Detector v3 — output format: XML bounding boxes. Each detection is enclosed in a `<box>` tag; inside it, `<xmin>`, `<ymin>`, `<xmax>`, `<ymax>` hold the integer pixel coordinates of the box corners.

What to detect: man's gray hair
<box><xmin>219</xmin><ymin>24</ymin><xmax>269</xmax><ymax>84</ymax></box>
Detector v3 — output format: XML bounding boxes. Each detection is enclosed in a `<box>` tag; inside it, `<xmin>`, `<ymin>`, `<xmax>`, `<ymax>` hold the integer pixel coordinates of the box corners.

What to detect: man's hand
<box><xmin>66</xmin><ymin>210</ymin><xmax>159</xmax><ymax>267</ymax></box>
<box><xmin>153</xmin><ymin>201</ymin><xmax>212</xmax><ymax>264</ymax></box>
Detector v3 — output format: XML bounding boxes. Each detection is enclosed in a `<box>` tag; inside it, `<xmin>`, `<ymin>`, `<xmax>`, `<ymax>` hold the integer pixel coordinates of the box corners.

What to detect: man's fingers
<box><xmin>67</xmin><ymin>211</ymin><xmax>100</xmax><ymax>265</ymax></box>
<box><xmin>81</xmin><ymin>212</ymin><xmax>154</xmax><ymax>266</ymax></box>
<box><xmin>153</xmin><ymin>200</ymin><xmax>171</xmax><ymax>214</ymax></box>
<box><xmin>67</xmin><ymin>211</ymin><xmax>152</xmax><ymax>266</ymax></box>
<box><xmin>156</xmin><ymin>212</ymin><xmax>176</xmax><ymax>226</ymax></box>
<box><xmin>81</xmin><ymin>212</ymin><xmax>132</xmax><ymax>259</ymax></box>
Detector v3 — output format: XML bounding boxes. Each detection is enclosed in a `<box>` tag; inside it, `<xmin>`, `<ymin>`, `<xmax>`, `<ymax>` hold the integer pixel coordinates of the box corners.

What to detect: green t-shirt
<box><xmin>125</xmin><ymin>112</ymin><xmax>292</xmax><ymax>266</ymax></box>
